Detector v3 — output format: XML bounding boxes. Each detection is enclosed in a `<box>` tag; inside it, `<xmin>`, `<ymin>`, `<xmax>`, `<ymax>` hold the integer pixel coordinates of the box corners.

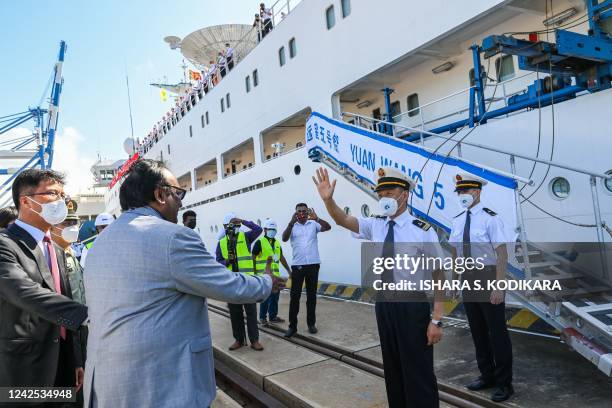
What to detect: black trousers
<box><xmin>463</xmin><ymin>302</ymin><xmax>513</xmax><ymax>386</ymax></box>
<box><xmin>227</xmin><ymin>58</ymin><xmax>234</xmax><ymax>70</ymax></box>
<box><xmin>228</xmin><ymin>303</ymin><xmax>259</xmax><ymax>343</ymax></box>
<box><xmin>288</xmin><ymin>264</ymin><xmax>319</xmax><ymax>330</ymax></box>
<box><xmin>375</xmin><ymin>302</ymin><xmax>439</xmax><ymax>408</ymax></box>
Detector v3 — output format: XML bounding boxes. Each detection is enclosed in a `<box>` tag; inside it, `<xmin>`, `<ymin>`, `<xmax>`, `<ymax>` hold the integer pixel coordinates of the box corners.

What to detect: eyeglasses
<box><xmin>161</xmin><ymin>184</ymin><xmax>187</xmax><ymax>200</ymax></box>
<box><xmin>25</xmin><ymin>191</ymin><xmax>69</xmax><ymax>201</ymax></box>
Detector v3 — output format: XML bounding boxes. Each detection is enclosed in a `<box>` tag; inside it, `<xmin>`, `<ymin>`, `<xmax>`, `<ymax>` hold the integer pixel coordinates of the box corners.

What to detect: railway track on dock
<box><xmin>208</xmin><ymin>303</ymin><xmax>504</xmax><ymax>408</ymax></box>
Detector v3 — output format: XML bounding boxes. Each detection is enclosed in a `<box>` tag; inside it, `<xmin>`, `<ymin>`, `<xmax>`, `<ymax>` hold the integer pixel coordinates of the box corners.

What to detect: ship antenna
<box><xmin>124</xmin><ymin>64</ymin><xmax>135</xmax><ymax>153</ymax></box>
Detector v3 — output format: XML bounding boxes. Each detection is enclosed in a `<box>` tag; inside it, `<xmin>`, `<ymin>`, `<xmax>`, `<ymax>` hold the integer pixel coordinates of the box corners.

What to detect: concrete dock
<box><xmin>208</xmin><ymin>292</ymin><xmax>612</xmax><ymax>407</ymax></box>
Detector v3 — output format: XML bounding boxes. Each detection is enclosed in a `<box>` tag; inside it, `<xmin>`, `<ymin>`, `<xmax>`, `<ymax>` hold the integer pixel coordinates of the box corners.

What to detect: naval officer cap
<box><xmin>454</xmin><ymin>173</ymin><xmax>488</xmax><ymax>192</ymax></box>
<box><xmin>374</xmin><ymin>167</ymin><xmax>416</xmax><ymax>192</ymax></box>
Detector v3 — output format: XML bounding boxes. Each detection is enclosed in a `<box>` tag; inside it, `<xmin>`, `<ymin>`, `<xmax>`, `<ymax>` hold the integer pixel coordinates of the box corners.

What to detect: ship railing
<box><xmin>390</xmin><ymin>71</ymin><xmax>540</xmax><ymax>135</ymax></box>
<box><xmin>342</xmin><ymin>110</ymin><xmax>612</xmax><ymax>281</ymax></box>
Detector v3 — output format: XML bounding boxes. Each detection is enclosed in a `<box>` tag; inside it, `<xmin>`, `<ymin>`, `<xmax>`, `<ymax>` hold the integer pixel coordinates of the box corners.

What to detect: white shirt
<box><xmin>448</xmin><ymin>202</ymin><xmax>507</xmax><ymax>265</ymax></box>
<box><xmin>15</xmin><ymin>219</ymin><xmax>50</xmax><ymax>263</ymax></box>
<box><xmin>290</xmin><ymin>220</ymin><xmax>322</xmax><ymax>265</ymax></box>
<box><xmin>225</xmin><ymin>47</ymin><xmax>234</xmax><ymax>58</ymax></box>
<box><xmin>262</xmin><ymin>8</ymin><xmax>272</xmax><ymax>19</ymax></box>
<box><xmin>352</xmin><ymin>209</ymin><xmax>445</xmax><ymax>283</ymax></box>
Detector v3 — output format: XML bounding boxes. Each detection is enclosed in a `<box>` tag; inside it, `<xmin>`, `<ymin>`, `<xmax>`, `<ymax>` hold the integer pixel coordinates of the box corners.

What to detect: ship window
<box><xmin>289</xmin><ymin>38</ymin><xmax>297</xmax><ymax>58</ymax></box>
<box><xmin>294</xmin><ymin>165</ymin><xmax>301</xmax><ymax>175</ymax></box>
<box><xmin>326</xmin><ymin>5</ymin><xmax>336</xmax><ymax>29</ymax></box>
<box><xmin>189</xmin><ymin>125</ymin><xmax>193</xmax><ymax>137</ymax></box>
<box><xmin>167</xmin><ymin>145</ymin><xmax>171</xmax><ymax>155</ymax></box>
<box><xmin>220</xmin><ymin>98</ymin><xmax>225</xmax><ymax>113</ymax></box>
<box><xmin>253</xmin><ymin>69</ymin><xmax>259</xmax><ymax>86</ymax></box>
<box><xmin>604</xmin><ymin>170</ymin><xmax>612</xmax><ymax>193</ymax></box>
<box><xmin>361</xmin><ymin>204</ymin><xmax>370</xmax><ymax>217</ymax></box>
<box><xmin>279</xmin><ymin>47</ymin><xmax>286</xmax><ymax>66</ymax></box>
<box><xmin>226</xmin><ymin>93</ymin><xmax>231</xmax><ymax>108</ymax></box>
<box><xmin>344</xmin><ymin>206</ymin><xmax>351</xmax><ymax>215</ymax></box>
<box><xmin>390</xmin><ymin>101</ymin><xmax>401</xmax><ymax>123</ymax></box>
<box><xmin>245</xmin><ymin>75</ymin><xmax>251</xmax><ymax>93</ymax></box>
<box><xmin>469</xmin><ymin>65</ymin><xmax>487</xmax><ymax>87</ymax></box>
<box><xmin>550</xmin><ymin>177</ymin><xmax>570</xmax><ymax>199</ymax></box>
<box><xmin>496</xmin><ymin>55</ymin><xmax>515</xmax><ymax>82</ymax></box>
<box><xmin>201</xmin><ymin>115</ymin><xmax>205</xmax><ymax>128</ymax></box>
<box><xmin>341</xmin><ymin>0</ymin><xmax>351</xmax><ymax>18</ymax></box>
<box><xmin>407</xmin><ymin>93</ymin><xmax>420</xmax><ymax>117</ymax></box>
<box><xmin>205</xmin><ymin>111</ymin><xmax>209</xmax><ymax>124</ymax></box>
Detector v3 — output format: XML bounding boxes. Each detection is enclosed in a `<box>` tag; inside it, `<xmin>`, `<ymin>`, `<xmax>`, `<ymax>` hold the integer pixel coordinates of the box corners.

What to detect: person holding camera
<box><xmin>282</xmin><ymin>203</ymin><xmax>331</xmax><ymax>337</ymax></box>
<box><xmin>215</xmin><ymin>212</ymin><xmax>266</xmax><ymax>350</ymax></box>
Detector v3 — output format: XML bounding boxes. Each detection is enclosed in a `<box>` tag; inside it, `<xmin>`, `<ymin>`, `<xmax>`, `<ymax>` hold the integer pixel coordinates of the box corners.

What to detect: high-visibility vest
<box><xmin>255</xmin><ymin>237</ymin><xmax>281</xmax><ymax>276</ymax></box>
<box><xmin>219</xmin><ymin>232</ymin><xmax>254</xmax><ymax>275</ymax></box>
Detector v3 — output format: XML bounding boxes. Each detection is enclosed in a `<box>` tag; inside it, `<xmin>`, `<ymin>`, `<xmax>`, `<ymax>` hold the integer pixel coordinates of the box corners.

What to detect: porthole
<box><xmin>344</xmin><ymin>206</ymin><xmax>351</xmax><ymax>215</ymax></box>
<box><xmin>215</xmin><ymin>225</ymin><xmax>219</xmax><ymax>232</ymax></box>
<box><xmin>604</xmin><ymin>170</ymin><xmax>612</xmax><ymax>194</ymax></box>
<box><xmin>550</xmin><ymin>177</ymin><xmax>570</xmax><ymax>199</ymax></box>
<box><xmin>210</xmin><ymin>226</ymin><xmax>213</xmax><ymax>233</ymax></box>
<box><xmin>361</xmin><ymin>204</ymin><xmax>370</xmax><ymax>217</ymax></box>
<box><xmin>294</xmin><ymin>165</ymin><xmax>301</xmax><ymax>175</ymax></box>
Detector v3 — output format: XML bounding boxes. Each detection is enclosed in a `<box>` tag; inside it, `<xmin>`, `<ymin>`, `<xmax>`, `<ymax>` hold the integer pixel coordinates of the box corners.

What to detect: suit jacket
<box><xmin>0</xmin><ymin>223</ymin><xmax>88</xmax><ymax>387</ymax></box>
<box><xmin>83</xmin><ymin>206</ymin><xmax>272</xmax><ymax>408</ymax></box>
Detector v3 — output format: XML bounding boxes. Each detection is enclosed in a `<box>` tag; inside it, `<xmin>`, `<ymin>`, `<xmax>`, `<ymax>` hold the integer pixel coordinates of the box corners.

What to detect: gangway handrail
<box><xmin>343</xmin><ymin>112</ymin><xmax>612</xmax><ymax>181</ymax></box>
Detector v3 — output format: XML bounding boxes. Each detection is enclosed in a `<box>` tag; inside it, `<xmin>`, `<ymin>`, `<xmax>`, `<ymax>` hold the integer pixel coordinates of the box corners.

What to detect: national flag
<box><xmin>160</xmin><ymin>89</ymin><xmax>168</xmax><ymax>102</ymax></box>
<box><xmin>189</xmin><ymin>70</ymin><xmax>202</xmax><ymax>81</ymax></box>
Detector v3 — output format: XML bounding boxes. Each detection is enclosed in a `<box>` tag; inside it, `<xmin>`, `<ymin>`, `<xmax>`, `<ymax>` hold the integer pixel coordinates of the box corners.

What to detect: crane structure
<box><xmin>0</xmin><ymin>40</ymin><xmax>67</xmax><ymax>207</ymax></box>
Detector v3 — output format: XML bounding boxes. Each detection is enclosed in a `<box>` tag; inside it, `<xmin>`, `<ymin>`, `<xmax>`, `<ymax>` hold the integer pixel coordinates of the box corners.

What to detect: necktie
<box><xmin>462</xmin><ymin>210</ymin><xmax>471</xmax><ymax>259</ymax></box>
<box><xmin>382</xmin><ymin>220</ymin><xmax>396</xmax><ymax>284</ymax></box>
<box><xmin>43</xmin><ymin>234</ymin><xmax>66</xmax><ymax>339</ymax></box>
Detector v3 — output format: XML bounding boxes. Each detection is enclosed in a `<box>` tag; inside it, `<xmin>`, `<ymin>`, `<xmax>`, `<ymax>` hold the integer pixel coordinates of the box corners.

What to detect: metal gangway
<box><xmin>0</xmin><ymin>41</ymin><xmax>66</xmax><ymax>207</ymax></box>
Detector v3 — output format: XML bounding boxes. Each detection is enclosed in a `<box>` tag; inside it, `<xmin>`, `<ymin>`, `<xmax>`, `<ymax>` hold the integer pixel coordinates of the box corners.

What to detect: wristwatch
<box><xmin>430</xmin><ymin>319</ymin><xmax>443</xmax><ymax>328</ymax></box>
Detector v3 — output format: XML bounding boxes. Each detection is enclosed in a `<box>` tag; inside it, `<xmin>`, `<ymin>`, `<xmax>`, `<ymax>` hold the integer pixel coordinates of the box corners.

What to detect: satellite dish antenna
<box><xmin>123</xmin><ymin>137</ymin><xmax>136</xmax><ymax>156</ymax></box>
<box><xmin>164</xmin><ymin>36</ymin><xmax>182</xmax><ymax>50</ymax></box>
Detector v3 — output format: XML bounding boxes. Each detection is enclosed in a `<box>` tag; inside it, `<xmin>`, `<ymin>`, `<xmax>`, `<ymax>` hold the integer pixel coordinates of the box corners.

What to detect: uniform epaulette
<box><xmin>412</xmin><ymin>219</ymin><xmax>431</xmax><ymax>231</ymax></box>
<box><xmin>453</xmin><ymin>211</ymin><xmax>466</xmax><ymax>218</ymax></box>
<box><xmin>483</xmin><ymin>207</ymin><xmax>497</xmax><ymax>216</ymax></box>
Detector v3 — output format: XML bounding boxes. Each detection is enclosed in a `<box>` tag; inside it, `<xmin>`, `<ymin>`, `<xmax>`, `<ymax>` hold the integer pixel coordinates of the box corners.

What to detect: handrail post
<box><xmin>590</xmin><ymin>176</ymin><xmax>609</xmax><ymax>280</ymax></box>
<box><xmin>511</xmin><ymin>155</ymin><xmax>531</xmax><ymax>279</ymax></box>
<box><xmin>419</xmin><ymin>107</ymin><xmax>425</xmax><ymax>145</ymax></box>
<box><xmin>457</xmin><ymin>142</ymin><xmax>463</xmax><ymax>157</ymax></box>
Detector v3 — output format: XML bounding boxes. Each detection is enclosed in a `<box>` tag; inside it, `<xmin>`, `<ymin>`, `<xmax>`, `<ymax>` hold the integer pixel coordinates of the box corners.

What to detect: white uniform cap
<box><xmin>264</xmin><ymin>219</ymin><xmax>277</xmax><ymax>229</ymax></box>
<box><xmin>454</xmin><ymin>173</ymin><xmax>488</xmax><ymax>191</ymax></box>
<box><xmin>223</xmin><ymin>212</ymin><xmax>237</xmax><ymax>225</ymax></box>
<box><xmin>374</xmin><ymin>167</ymin><xmax>416</xmax><ymax>192</ymax></box>
<box><xmin>95</xmin><ymin>213</ymin><xmax>114</xmax><ymax>227</ymax></box>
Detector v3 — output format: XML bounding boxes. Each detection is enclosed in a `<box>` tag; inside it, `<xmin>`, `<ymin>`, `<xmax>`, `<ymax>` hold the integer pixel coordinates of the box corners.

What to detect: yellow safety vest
<box><xmin>255</xmin><ymin>237</ymin><xmax>281</xmax><ymax>276</ymax></box>
<box><xmin>219</xmin><ymin>232</ymin><xmax>254</xmax><ymax>275</ymax></box>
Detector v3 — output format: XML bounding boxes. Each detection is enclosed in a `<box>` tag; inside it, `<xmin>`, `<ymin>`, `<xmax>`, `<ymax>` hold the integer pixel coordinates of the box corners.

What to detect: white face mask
<box><xmin>27</xmin><ymin>197</ymin><xmax>68</xmax><ymax>225</ymax></box>
<box><xmin>60</xmin><ymin>225</ymin><xmax>80</xmax><ymax>243</ymax></box>
<box><xmin>266</xmin><ymin>229</ymin><xmax>277</xmax><ymax>238</ymax></box>
<box><xmin>378</xmin><ymin>196</ymin><xmax>399</xmax><ymax>217</ymax></box>
<box><xmin>458</xmin><ymin>193</ymin><xmax>474</xmax><ymax>208</ymax></box>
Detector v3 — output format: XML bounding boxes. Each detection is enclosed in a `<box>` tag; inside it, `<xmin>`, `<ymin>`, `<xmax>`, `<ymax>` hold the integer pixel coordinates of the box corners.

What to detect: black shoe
<box><xmin>284</xmin><ymin>327</ymin><xmax>297</xmax><ymax>338</ymax></box>
<box><xmin>466</xmin><ymin>378</ymin><xmax>496</xmax><ymax>391</ymax></box>
<box><xmin>491</xmin><ymin>385</ymin><xmax>514</xmax><ymax>402</ymax></box>
<box><xmin>308</xmin><ymin>325</ymin><xmax>318</xmax><ymax>334</ymax></box>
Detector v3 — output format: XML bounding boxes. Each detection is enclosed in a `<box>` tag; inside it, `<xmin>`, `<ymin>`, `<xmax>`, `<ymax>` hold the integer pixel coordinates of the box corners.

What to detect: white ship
<box><xmin>105</xmin><ymin>0</ymin><xmax>612</xmax><ymax>373</ymax></box>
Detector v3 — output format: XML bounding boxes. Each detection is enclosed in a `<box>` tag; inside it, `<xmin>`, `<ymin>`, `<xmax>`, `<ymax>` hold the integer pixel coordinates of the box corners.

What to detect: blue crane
<box><xmin>0</xmin><ymin>40</ymin><xmax>67</xmax><ymax>207</ymax></box>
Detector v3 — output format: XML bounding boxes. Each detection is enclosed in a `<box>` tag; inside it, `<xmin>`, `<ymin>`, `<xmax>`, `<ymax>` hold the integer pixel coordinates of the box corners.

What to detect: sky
<box><xmin>0</xmin><ymin>0</ymin><xmax>261</xmax><ymax>194</ymax></box>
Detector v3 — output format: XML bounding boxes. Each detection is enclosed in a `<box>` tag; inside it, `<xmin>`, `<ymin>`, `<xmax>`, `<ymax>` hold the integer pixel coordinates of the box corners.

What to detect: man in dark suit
<box><xmin>0</xmin><ymin>169</ymin><xmax>88</xmax><ymax>400</ymax></box>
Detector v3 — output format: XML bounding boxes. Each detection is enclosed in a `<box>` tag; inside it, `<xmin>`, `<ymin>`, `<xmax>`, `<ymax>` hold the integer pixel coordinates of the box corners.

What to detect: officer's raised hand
<box><xmin>313</xmin><ymin>167</ymin><xmax>337</xmax><ymax>201</ymax></box>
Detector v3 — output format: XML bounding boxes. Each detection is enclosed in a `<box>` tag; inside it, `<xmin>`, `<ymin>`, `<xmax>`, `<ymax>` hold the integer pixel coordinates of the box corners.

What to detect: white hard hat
<box><xmin>264</xmin><ymin>219</ymin><xmax>277</xmax><ymax>229</ymax></box>
<box><xmin>223</xmin><ymin>212</ymin><xmax>237</xmax><ymax>225</ymax></box>
<box><xmin>95</xmin><ymin>213</ymin><xmax>114</xmax><ymax>227</ymax></box>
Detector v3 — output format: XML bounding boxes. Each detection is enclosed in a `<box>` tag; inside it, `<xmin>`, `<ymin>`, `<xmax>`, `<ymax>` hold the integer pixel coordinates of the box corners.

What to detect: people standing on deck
<box><xmin>312</xmin><ymin>166</ymin><xmax>445</xmax><ymax>408</ymax></box>
<box><xmin>449</xmin><ymin>173</ymin><xmax>514</xmax><ymax>403</ymax></box>
<box><xmin>253</xmin><ymin>14</ymin><xmax>262</xmax><ymax>42</ymax></box>
<box><xmin>224</xmin><ymin>43</ymin><xmax>234</xmax><ymax>71</ymax></box>
<box><xmin>260</xmin><ymin>3</ymin><xmax>273</xmax><ymax>37</ymax></box>
<box><xmin>218</xmin><ymin>51</ymin><xmax>227</xmax><ymax>79</ymax></box>
<box><xmin>0</xmin><ymin>205</ymin><xmax>17</xmax><ymax>229</ymax></box>
<box><xmin>79</xmin><ymin>212</ymin><xmax>113</xmax><ymax>268</ymax></box>
<box><xmin>252</xmin><ymin>219</ymin><xmax>291</xmax><ymax>324</ymax></box>
<box><xmin>209</xmin><ymin>60</ymin><xmax>219</xmax><ymax>86</ymax></box>
<box><xmin>0</xmin><ymin>169</ymin><xmax>87</xmax><ymax>394</ymax></box>
<box><xmin>215</xmin><ymin>212</ymin><xmax>266</xmax><ymax>351</ymax></box>
<box><xmin>282</xmin><ymin>203</ymin><xmax>331</xmax><ymax>337</ymax></box>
